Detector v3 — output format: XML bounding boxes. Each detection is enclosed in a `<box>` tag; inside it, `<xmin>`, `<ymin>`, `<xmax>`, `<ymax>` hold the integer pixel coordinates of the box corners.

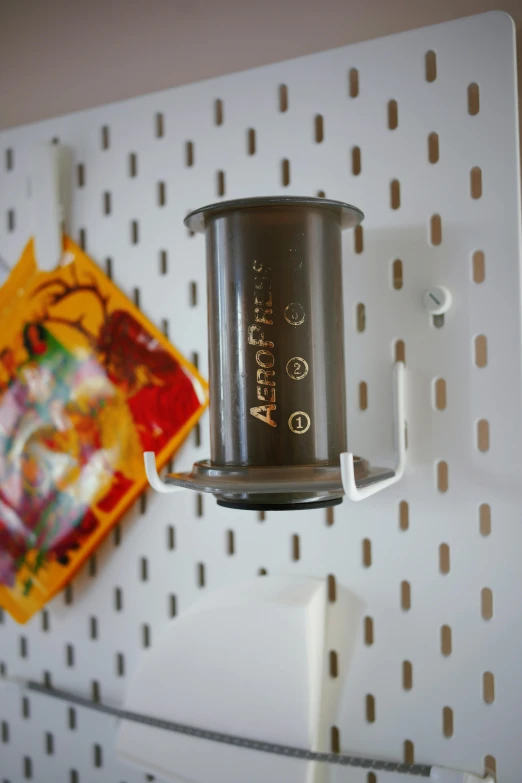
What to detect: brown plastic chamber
<box><xmin>182</xmin><ymin>196</ymin><xmax>363</xmax><ymax>510</ymax></box>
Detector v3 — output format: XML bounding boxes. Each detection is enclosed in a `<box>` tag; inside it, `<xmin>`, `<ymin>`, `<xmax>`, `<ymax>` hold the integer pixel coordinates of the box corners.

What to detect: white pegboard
<box><xmin>0</xmin><ymin>10</ymin><xmax>520</xmax><ymax>783</ymax></box>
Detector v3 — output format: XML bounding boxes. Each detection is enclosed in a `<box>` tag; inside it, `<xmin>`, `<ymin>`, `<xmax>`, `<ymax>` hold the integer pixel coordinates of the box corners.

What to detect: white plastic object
<box><xmin>116</xmin><ymin>576</ymin><xmax>338</xmax><ymax>783</ymax></box>
<box><xmin>422</xmin><ymin>286</ymin><xmax>453</xmax><ymax>316</ymax></box>
<box><xmin>31</xmin><ymin>142</ymin><xmax>71</xmax><ymax>271</ymax></box>
<box><xmin>144</xmin><ymin>451</ymin><xmax>184</xmax><ymax>493</ymax></box>
<box><xmin>341</xmin><ymin>361</ymin><xmax>406</xmax><ymax>501</ymax></box>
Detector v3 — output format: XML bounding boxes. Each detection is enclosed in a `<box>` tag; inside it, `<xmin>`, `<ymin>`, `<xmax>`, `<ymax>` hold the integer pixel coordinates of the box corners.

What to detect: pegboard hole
<box><xmin>441</xmin><ymin>625</ymin><xmax>452</xmax><ymax>656</ymax></box>
<box><xmin>1</xmin><ymin>720</ymin><xmax>9</xmax><ymax>743</ymax></box>
<box><xmin>103</xmin><ymin>191</ymin><xmax>112</xmax><ymax>215</ymax></box>
<box><xmin>327</xmin><ymin>574</ymin><xmax>337</xmax><ymax>603</ymax></box>
<box><xmin>434</xmin><ymin>378</ymin><xmax>447</xmax><ymax>410</ymax></box>
<box><xmin>129</xmin><ymin>152</ymin><xmax>138</xmax><ymax>177</ymax></box>
<box><xmin>368</xmin><ymin>775</ymin><xmax>377</xmax><ymax>783</ymax></box>
<box><xmin>481</xmin><ymin>587</ymin><xmax>493</xmax><ymax>620</ymax></box>
<box><xmin>105</xmin><ymin>257</ymin><xmax>113</xmax><ymax>279</ymax></box>
<box><xmin>364</xmin><ymin>616</ymin><xmax>374</xmax><ymax>645</ymax></box>
<box><xmin>395</xmin><ymin>339</ymin><xmax>406</xmax><ymax>364</ymax></box>
<box><xmin>390</xmin><ymin>179</ymin><xmax>401</xmax><ymax>209</ymax></box>
<box><xmin>362</xmin><ymin>538</ymin><xmax>372</xmax><ymax>567</ymax></box>
<box><xmin>0</xmin><ymin>607</ymin><xmax>4</xmax><ymax>624</ymax></box>
<box><xmin>159</xmin><ymin>249</ymin><xmax>168</xmax><ymax>275</ymax></box>
<box><xmin>354</xmin><ymin>224</ymin><xmax>364</xmax><ymax>254</ymax></box>
<box><xmin>196</xmin><ymin>493</ymin><xmax>204</xmax><ymax>517</ymax></box>
<box><xmin>366</xmin><ymin>694</ymin><xmax>376</xmax><ymax>723</ymax></box>
<box><xmin>155</xmin><ymin>112</ymin><xmax>165</xmax><ymax>137</ymax></box>
<box><xmin>140</xmin><ymin>557</ymin><xmax>149</xmax><ymax>582</ymax></box>
<box><xmin>325</xmin><ymin>507</ymin><xmax>334</xmax><ymax>526</ymax></box>
<box><xmin>483</xmin><ymin>671</ymin><xmax>495</xmax><ymax>704</ymax></box>
<box><xmin>281</xmin><ymin>158</ymin><xmax>290</xmax><ymax>187</ymax></box>
<box><xmin>247</xmin><ymin>128</ymin><xmax>256</xmax><ymax>155</ymax></box>
<box><xmin>314</xmin><ymin>114</ymin><xmax>324</xmax><ymax>143</ymax></box>
<box><xmin>101</xmin><ymin>125</ymin><xmax>110</xmax><ymax>149</ymax></box>
<box><xmin>442</xmin><ymin>706</ymin><xmax>453</xmax><ymax>738</ymax></box>
<box><xmin>142</xmin><ymin>624</ymin><xmax>151</xmax><ymax>648</ymax></box>
<box><xmin>190</xmin><ymin>281</ymin><xmax>198</xmax><ymax>306</ymax></box>
<box><xmin>392</xmin><ymin>259</ymin><xmax>403</xmax><ymax>290</ymax></box>
<box><xmin>77</xmin><ymin>163</ymin><xmax>85</xmax><ymax>187</ymax></box>
<box><xmin>470</xmin><ymin>166</ymin><xmax>483</xmax><ymax>199</ymax></box>
<box><xmin>477</xmin><ymin>419</ymin><xmax>490</xmax><ymax>452</ymax></box>
<box><xmin>479</xmin><ymin>503</ymin><xmax>491</xmax><ymax>536</ymax></box>
<box><xmin>131</xmin><ymin>220</ymin><xmax>139</xmax><ymax>245</ymax></box>
<box><xmin>351</xmin><ymin>146</ymin><xmax>361</xmax><ymax>176</ymax></box>
<box><xmin>348</xmin><ymin>68</ymin><xmax>359</xmax><ymax>98</ymax></box>
<box><xmin>439</xmin><ymin>543</ymin><xmax>450</xmax><ymax>574</ymax></box>
<box><xmin>331</xmin><ymin>725</ymin><xmax>340</xmax><ymax>753</ymax></box>
<box><xmin>258</xmin><ymin>568</ymin><xmax>268</xmax><ymax>576</ymax></box>
<box><xmin>359</xmin><ymin>381</ymin><xmax>368</xmax><ymax>411</ymax></box>
<box><xmin>43</xmin><ymin>671</ymin><xmax>52</xmax><ymax>688</ymax></box>
<box><xmin>167</xmin><ymin>525</ymin><xmax>176</xmax><ymax>550</ymax></box>
<box><xmin>66</xmin><ymin>644</ymin><xmax>75</xmax><ymax>667</ymax></box>
<box><xmin>217</xmin><ymin>170</ymin><xmax>226</xmax><ymax>197</ymax></box>
<box><xmin>475</xmin><ymin>335</ymin><xmax>488</xmax><ymax>367</ymax></box>
<box><xmin>93</xmin><ymin>743</ymin><xmax>103</xmax><ymax>768</ymax></box>
<box><xmin>402</xmin><ymin>660</ymin><xmax>413</xmax><ymax>691</ymax></box>
<box><xmin>68</xmin><ymin>707</ymin><xmax>76</xmax><ymax>731</ymax></box>
<box><xmin>23</xmin><ymin>756</ymin><xmax>32</xmax><ymax>779</ymax></box>
<box><xmin>214</xmin><ymin>99</ymin><xmax>224</xmax><ymax>126</ymax></box>
<box><xmin>329</xmin><ymin>650</ymin><xmax>338</xmax><ymax>678</ymax></box>
<box><xmin>387</xmin><ymin>100</ymin><xmax>398</xmax><ymax>130</ymax></box>
<box><xmin>5</xmin><ymin>147</ymin><xmax>13</xmax><ymax>170</ymax></box>
<box><xmin>404</xmin><ymin>740</ymin><xmax>415</xmax><ymax>763</ymax></box>
<box><xmin>399</xmin><ymin>500</ymin><xmax>409</xmax><ymax>530</ymax></box>
<box><xmin>89</xmin><ymin>554</ymin><xmax>97</xmax><ymax>577</ymax></box>
<box><xmin>468</xmin><ymin>83</ymin><xmax>480</xmax><ymax>116</ymax></box>
<box><xmin>169</xmin><ymin>594</ymin><xmax>178</xmax><ymax>617</ymax></box>
<box><xmin>91</xmin><ymin>680</ymin><xmax>100</xmax><ymax>703</ymax></box>
<box><xmin>185</xmin><ymin>141</ymin><xmax>194</xmax><ymax>167</ymax></box>
<box><xmin>279</xmin><ymin>84</ymin><xmax>289</xmax><ymax>112</ymax></box>
<box><xmin>70</xmin><ymin>771</ymin><xmax>79</xmax><ymax>783</ymax></box>
<box><xmin>425</xmin><ymin>50</ymin><xmax>437</xmax><ymax>82</ymax></box>
<box><xmin>89</xmin><ymin>616</ymin><xmax>98</xmax><ymax>640</ymax></box>
<box><xmin>401</xmin><ymin>580</ymin><xmax>411</xmax><ymax>611</ymax></box>
<box><xmin>198</xmin><ymin>562</ymin><xmax>206</xmax><ymax>588</ymax></box>
<box><xmin>22</xmin><ymin>696</ymin><xmax>30</xmax><ymax>719</ymax></box>
<box><xmin>292</xmin><ymin>534</ymin><xmax>300</xmax><ymax>561</ymax></box>
<box><xmin>19</xmin><ymin>635</ymin><xmax>28</xmax><ymax>659</ymax></box>
<box><xmin>317</xmin><ymin>190</ymin><xmax>326</xmax><ymax>198</ymax></box>
<box><xmin>78</xmin><ymin>228</ymin><xmax>87</xmax><ymax>251</ymax></box>
<box><xmin>7</xmin><ymin>209</ymin><xmax>15</xmax><ymax>232</ymax></box>
<box><xmin>227</xmin><ymin>529</ymin><xmax>235</xmax><ymax>556</ymax></box>
<box><xmin>437</xmin><ymin>461</ymin><xmax>449</xmax><ymax>493</ymax></box>
<box><xmin>114</xmin><ymin>587</ymin><xmax>123</xmax><ymax>612</ymax></box>
<box><xmin>472</xmin><ymin>250</ymin><xmax>485</xmax><ymax>283</ymax></box>
<box><xmin>356</xmin><ymin>303</ymin><xmax>366</xmax><ymax>332</ymax></box>
<box><xmin>158</xmin><ymin>181</ymin><xmax>167</xmax><ymax>206</ymax></box>
<box><xmin>258</xmin><ymin>510</ymin><xmax>266</xmax><ymax>522</ymax></box>
<box><xmin>428</xmin><ymin>132</ymin><xmax>439</xmax><ymax>163</ymax></box>
<box><xmin>64</xmin><ymin>584</ymin><xmax>74</xmax><ymax>604</ymax></box>
<box><xmin>430</xmin><ymin>214</ymin><xmax>442</xmax><ymax>246</ymax></box>
<box><xmin>116</xmin><ymin>652</ymin><xmax>125</xmax><ymax>677</ymax></box>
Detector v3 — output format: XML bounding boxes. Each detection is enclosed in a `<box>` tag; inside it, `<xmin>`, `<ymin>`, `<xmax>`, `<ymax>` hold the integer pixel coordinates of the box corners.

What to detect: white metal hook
<box><xmin>144</xmin><ymin>451</ymin><xmax>184</xmax><ymax>493</ymax></box>
<box><xmin>340</xmin><ymin>361</ymin><xmax>406</xmax><ymax>501</ymax></box>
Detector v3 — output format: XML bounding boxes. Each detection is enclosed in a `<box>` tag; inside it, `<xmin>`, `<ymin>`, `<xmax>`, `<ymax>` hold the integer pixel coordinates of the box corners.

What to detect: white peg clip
<box><xmin>31</xmin><ymin>142</ymin><xmax>72</xmax><ymax>271</ymax></box>
<box><xmin>341</xmin><ymin>361</ymin><xmax>406</xmax><ymax>501</ymax></box>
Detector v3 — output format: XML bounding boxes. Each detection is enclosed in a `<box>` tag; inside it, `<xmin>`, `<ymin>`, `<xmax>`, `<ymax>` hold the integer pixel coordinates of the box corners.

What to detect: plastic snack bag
<box><xmin>0</xmin><ymin>238</ymin><xmax>208</xmax><ymax>623</ymax></box>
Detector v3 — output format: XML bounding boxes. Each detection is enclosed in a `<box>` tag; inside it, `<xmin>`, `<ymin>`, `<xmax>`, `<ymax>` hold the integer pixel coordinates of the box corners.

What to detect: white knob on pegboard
<box><xmin>422</xmin><ymin>285</ymin><xmax>452</xmax><ymax>316</ymax></box>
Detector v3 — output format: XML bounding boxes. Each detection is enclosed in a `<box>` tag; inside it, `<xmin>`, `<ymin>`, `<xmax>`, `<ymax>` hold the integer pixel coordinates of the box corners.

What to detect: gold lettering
<box><xmin>248</xmin><ymin>325</ymin><xmax>274</xmax><ymax>348</ymax></box>
<box><xmin>250</xmin><ymin>404</ymin><xmax>277</xmax><ymax>427</ymax></box>
<box><xmin>256</xmin><ymin>350</ymin><xmax>274</xmax><ymax>368</ymax></box>
<box><xmin>257</xmin><ymin>369</ymin><xmax>275</xmax><ymax>386</ymax></box>
<box><xmin>254</xmin><ymin>291</ymin><xmax>273</xmax><ymax>307</ymax></box>
<box><xmin>255</xmin><ymin>307</ymin><xmax>273</xmax><ymax>325</ymax></box>
<box><xmin>257</xmin><ymin>385</ymin><xmax>276</xmax><ymax>403</ymax></box>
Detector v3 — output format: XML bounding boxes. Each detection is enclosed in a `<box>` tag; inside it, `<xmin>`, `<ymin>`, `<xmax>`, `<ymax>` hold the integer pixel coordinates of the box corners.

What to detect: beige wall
<box><xmin>0</xmin><ymin>0</ymin><xmax>521</xmax><ymax>130</ymax></box>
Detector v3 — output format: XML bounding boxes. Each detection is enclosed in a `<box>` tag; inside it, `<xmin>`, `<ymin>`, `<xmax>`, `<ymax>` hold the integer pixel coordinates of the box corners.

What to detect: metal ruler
<box><xmin>23</xmin><ymin>679</ymin><xmax>431</xmax><ymax>776</ymax></box>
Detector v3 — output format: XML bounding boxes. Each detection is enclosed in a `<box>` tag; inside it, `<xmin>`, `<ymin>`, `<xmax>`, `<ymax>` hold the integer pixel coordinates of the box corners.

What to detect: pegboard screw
<box><xmin>422</xmin><ymin>285</ymin><xmax>452</xmax><ymax>316</ymax></box>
